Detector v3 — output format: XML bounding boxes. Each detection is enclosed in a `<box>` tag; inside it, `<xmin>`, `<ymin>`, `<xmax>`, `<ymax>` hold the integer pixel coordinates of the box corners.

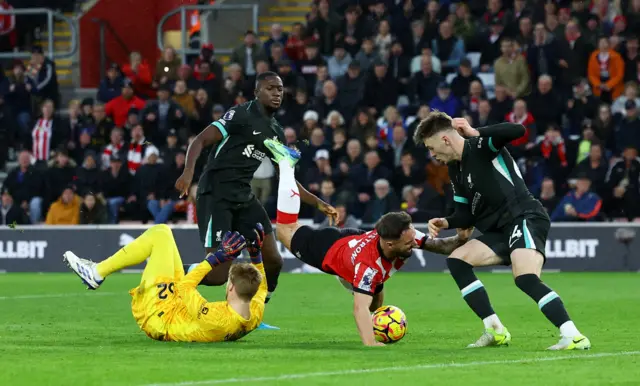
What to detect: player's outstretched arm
<box><xmin>175</xmin><ymin>232</ymin><xmax>246</xmax><ymax>318</ymax></box>
<box><xmin>353</xmin><ymin>292</ymin><xmax>385</xmax><ymax>347</ymax></box>
<box><xmin>247</xmin><ymin>223</ymin><xmax>268</xmax><ymax>306</ymax></box>
<box><xmin>296</xmin><ymin>181</ymin><xmax>338</xmax><ymax>225</ymax></box>
<box><xmin>476</xmin><ymin>122</ymin><xmax>526</xmax><ymax>151</ymax></box>
<box><xmin>175</xmin><ymin>123</ymin><xmax>224</xmax><ymax>197</ymax></box>
<box><xmin>421</xmin><ymin>227</ymin><xmax>473</xmax><ymax>255</ymax></box>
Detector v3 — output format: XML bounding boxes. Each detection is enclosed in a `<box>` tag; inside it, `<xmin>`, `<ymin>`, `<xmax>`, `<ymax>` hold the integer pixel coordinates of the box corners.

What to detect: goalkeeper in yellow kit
<box><xmin>63</xmin><ymin>223</ymin><xmax>267</xmax><ymax>342</ymax></box>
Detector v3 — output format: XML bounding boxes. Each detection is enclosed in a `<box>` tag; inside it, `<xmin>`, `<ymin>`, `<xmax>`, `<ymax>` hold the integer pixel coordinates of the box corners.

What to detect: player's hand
<box><xmin>318</xmin><ymin>201</ymin><xmax>338</xmax><ymax>226</ymax></box>
<box><xmin>456</xmin><ymin>227</ymin><xmax>474</xmax><ymax>241</ymax></box>
<box><xmin>428</xmin><ymin>218</ymin><xmax>449</xmax><ymax>239</ymax></box>
<box><xmin>451</xmin><ymin>118</ymin><xmax>479</xmax><ymax>138</ymax></box>
<box><xmin>247</xmin><ymin>223</ymin><xmax>265</xmax><ymax>264</ymax></box>
<box><xmin>207</xmin><ymin>231</ymin><xmax>246</xmax><ymax>266</ymax></box>
<box><xmin>175</xmin><ymin>169</ymin><xmax>194</xmax><ymax>198</ymax></box>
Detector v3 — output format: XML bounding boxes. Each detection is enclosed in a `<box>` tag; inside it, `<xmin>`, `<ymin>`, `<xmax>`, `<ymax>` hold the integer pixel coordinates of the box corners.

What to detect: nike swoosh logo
<box><xmin>573</xmin><ymin>337</ymin><xmax>586</xmax><ymax>344</ymax></box>
<box><xmin>253</xmin><ymin>131</ymin><xmax>261</xmax><ymax>135</ymax></box>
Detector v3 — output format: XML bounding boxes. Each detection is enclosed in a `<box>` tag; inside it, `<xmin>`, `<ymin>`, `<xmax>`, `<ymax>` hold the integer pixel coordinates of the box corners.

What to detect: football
<box><xmin>372</xmin><ymin>305</ymin><xmax>407</xmax><ymax>343</ymax></box>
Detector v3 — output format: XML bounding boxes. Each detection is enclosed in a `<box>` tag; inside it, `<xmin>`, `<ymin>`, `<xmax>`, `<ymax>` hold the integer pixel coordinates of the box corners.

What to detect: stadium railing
<box><xmin>156</xmin><ymin>4</ymin><xmax>259</xmax><ymax>65</ymax></box>
<box><xmin>0</xmin><ymin>223</ymin><xmax>638</xmax><ymax>273</ymax></box>
<box><xmin>0</xmin><ymin>8</ymin><xmax>78</xmax><ymax>59</ymax></box>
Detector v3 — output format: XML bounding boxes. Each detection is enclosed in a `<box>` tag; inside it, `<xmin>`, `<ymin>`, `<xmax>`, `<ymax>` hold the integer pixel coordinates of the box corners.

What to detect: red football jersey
<box><xmin>322</xmin><ymin>229</ymin><xmax>426</xmax><ymax>295</ymax></box>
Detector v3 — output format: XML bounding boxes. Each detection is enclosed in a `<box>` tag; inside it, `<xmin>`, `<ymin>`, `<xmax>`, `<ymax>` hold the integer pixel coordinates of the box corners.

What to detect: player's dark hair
<box><xmin>255</xmin><ymin>71</ymin><xmax>280</xmax><ymax>89</ymax></box>
<box><xmin>413</xmin><ymin>110</ymin><xmax>453</xmax><ymax>145</ymax></box>
<box><xmin>375</xmin><ymin>212</ymin><xmax>413</xmax><ymax>240</ymax></box>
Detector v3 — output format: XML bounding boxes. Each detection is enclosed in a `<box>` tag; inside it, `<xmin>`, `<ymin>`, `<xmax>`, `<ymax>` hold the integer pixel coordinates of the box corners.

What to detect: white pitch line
<box><xmin>144</xmin><ymin>351</ymin><xmax>640</xmax><ymax>386</ymax></box>
<box><xmin>0</xmin><ymin>291</ymin><xmax>119</xmax><ymax>300</ymax></box>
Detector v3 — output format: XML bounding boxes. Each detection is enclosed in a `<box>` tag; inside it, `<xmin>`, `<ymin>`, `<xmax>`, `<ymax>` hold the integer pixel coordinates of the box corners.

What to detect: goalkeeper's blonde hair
<box><xmin>229</xmin><ymin>263</ymin><xmax>262</xmax><ymax>301</ymax></box>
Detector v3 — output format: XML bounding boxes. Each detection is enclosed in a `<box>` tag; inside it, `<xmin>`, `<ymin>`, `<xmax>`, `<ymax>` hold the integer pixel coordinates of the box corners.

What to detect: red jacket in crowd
<box><xmin>105</xmin><ymin>95</ymin><xmax>146</xmax><ymax>127</ymax></box>
<box><xmin>121</xmin><ymin>61</ymin><xmax>154</xmax><ymax>98</ymax></box>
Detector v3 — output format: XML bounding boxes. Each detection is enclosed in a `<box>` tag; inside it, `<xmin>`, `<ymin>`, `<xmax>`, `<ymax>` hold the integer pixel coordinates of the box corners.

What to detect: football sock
<box><xmin>96</xmin><ymin>227</ymin><xmax>158</xmax><ymax>278</ymax></box>
<box><xmin>447</xmin><ymin>258</ymin><xmax>502</xmax><ymax>331</ymax></box>
<box><xmin>514</xmin><ymin>274</ymin><xmax>574</xmax><ymax>330</ymax></box>
<box><xmin>276</xmin><ymin>160</ymin><xmax>300</xmax><ymax>224</ymax></box>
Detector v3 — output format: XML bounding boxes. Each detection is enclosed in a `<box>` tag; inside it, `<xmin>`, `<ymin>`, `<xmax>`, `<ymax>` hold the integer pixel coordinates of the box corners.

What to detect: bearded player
<box><xmin>175</xmin><ymin>72</ymin><xmax>337</xmax><ymax>327</ymax></box>
<box><xmin>415</xmin><ymin>112</ymin><xmax>590</xmax><ymax>350</ymax></box>
<box><xmin>262</xmin><ymin>138</ymin><xmax>473</xmax><ymax>346</ymax></box>
<box><xmin>63</xmin><ymin>224</ymin><xmax>269</xmax><ymax>342</ymax></box>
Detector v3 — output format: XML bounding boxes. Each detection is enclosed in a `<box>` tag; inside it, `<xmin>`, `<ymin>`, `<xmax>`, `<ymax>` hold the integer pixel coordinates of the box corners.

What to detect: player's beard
<box><xmin>397</xmin><ymin>248</ymin><xmax>413</xmax><ymax>259</ymax></box>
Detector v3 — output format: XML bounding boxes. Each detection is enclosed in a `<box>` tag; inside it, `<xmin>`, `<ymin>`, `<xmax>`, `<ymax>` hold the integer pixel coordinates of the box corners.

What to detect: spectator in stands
<box><xmin>75</xmin><ymin>152</ymin><xmax>101</xmax><ymax>197</ymax></box>
<box><xmin>31</xmin><ymin>99</ymin><xmax>61</xmax><ymax>165</ymax></box>
<box><xmin>155</xmin><ymin>47</ymin><xmax>181</xmax><ymax>87</ymax></box>
<box><xmin>167</xmin><ymin>151</ymin><xmax>186</xmax><ymax>202</ymax></box>
<box><xmin>527</xmin><ymin>23</ymin><xmax>564</xmax><ymax>82</ymax></box>
<box><xmin>122</xmin><ymin>51</ymin><xmax>153</xmax><ymax>99</ymax></box>
<box><xmin>313</xmin><ymin>179</ymin><xmax>337</xmax><ymax>223</ymax></box>
<box><xmin>327</xmin><ymin>41</ymin><xmax>352</xmax><ymax>79</ymax></box>
<box><xmin>308</xmin><ymin>0</ymin><xmax>341</xmax><ymax>57</ymax></box>
<box><xmin>333</xmin><ymin>138</ymin><xmax>362</xmax><ymax>188</ymax></box>
<box><xmin>392</xmin><ymin>151</ymin><xmax>424</xmax><ymax>195</ymax></box>
<box><xmin>592</xmin><ymin>103</ymin><xmax>616</xmax><ymax>150</ymax></box>
<box><xmin>71</xmin><ymin>129</ymin><xmax>99</xmax><ymax>166</ymax></box>
<box><xmin>480</xmin><ymin>17</ymin><xmax>506</xmax><ymax>72</ymax></box>
<box><xmin>528</xmin><ymin>75</ymin><xmax>562</xmax><ymax>135</ymax></box>
<box><xmin>276</xmin><ymin>60</ymin><xmax>304</xmax><ymax>100</ymax></box>
<box><xmin>177</xmin><ymin>64</ymin><xmax>199</xmax><ymax>93</ymax></box>
<box><xmin>377</xmin><ymin>106</ymin><xmax>403</xmax><ymax>141</ymax></box>
<box><xmin>350</xmin><ymin>150</ymin><xmax>392</xmax><ymax>217</ymax></box>
<box><xmin>571</xmin><ymin>141</ymin><xmax>608</xmax><ymax>199</ymax></box>
<box><xmin>222</xmin><ymin>63</ymin><xmax>248</xmax><ymax>105</ymax></box>
<box><xmin>61</xmin><ymin>100</ymin><xmax>83</xmax><ymax>153</ymax></box>
<box><xmin>330</xmin><ymin>128</ymin><xmax>347</xmax><ymax>166</ymax></box>
<box><xmin>268</xmin><ymin>42</ymin><xmax>287</xmax><ymax>73</ymax></box>
<box><xmin>280</xmin><ymin>88</ymin><xmax>309</xmax><ymax>129</ymax></box>
<box><xmin>4</xmin><ymin>150</ymin><xmax>44</xmax><ymax>224</ymax></box>
<box><xmin>141</xmin><ymin>84</ymin><xmax>185</xmax><ymax>145</ymax></box>
<box><xmin>374</xmin><ymin>19</ymin><xmax>393</xmax><ymax>60</ymax></box>
<box><xmin>611</xmin><ymin>82</ymin><xmax>640</xmax><ymax>115</ymax></box>
<box><xmin>551</xmin><ymin>172</ymin><xmax>602</xmax><ymax>222</ymax></box>
<box><xmin>7</xmin><ymin>61</ymin><xmax>34</xmax><ymax>135</ymax></box>
<box><xmin>313</xmin><ymin>80</ymin><xmax>342</xmax><ymax>122</ymax></box>
<box><xmin>79</xmin><ymin>192</ymin><xmax>107</xmax><ymax>225</ymax></box>
<box><xmin>313</xmin><ymin>64</ymin><xmax>329</xmax><ymax>99</ymax></box>
<box><xmin>172</xmin><ymin>80</ymin><xmax>197</xmax><ymax>121</ymax></box>
<box><xmin>494</xmin><ymin>37</ymin><xmax>531</xmax><ymax>98</ymax></box>
<box><xmin>430</xmin><ymin>82</ymin><xmax>461</xmax><ymax>118</ymax></box>
<box><xmin>102</xmin><ymin>127</ymin><xmax>126</xmax><ymax>169</ymax></box>
<box><xmin>364</xmin><ymin>60</ymin><xmax>399</xmax><ymax>116</ymax></box>
<box><xmin>192</xmin><ymin>43</ymin><xmax>223</xmax><ymax>82</ymax></box>
<box><xmin>305</xmin><ymin>149</ymin><xmax>332</xmax><ymax>195</ymax></box>
<box><xmin>387</xmin><ymin>41</ymin><xmax>411</xmax><ymax>94</ymax></box>
<box><xmin>159</xmin><ymin>129</ymin><xmax>181</xmax><ymax>165</ymax></box>
<box><xmin>97</xmin><ymin>63</ymin><xmax>123</xmax><ymax>103</ymax></box>
<box><xmin>606</xmin><ymin>146</ymin><xmax>640</xmax><ymax>220</ymax></box>
<box><xmin>195</xmin><ymin>61</ymin><xmax>224</xmax><ymax>105</ymax></box>
<box><xmin>505</xmin><ymin>99</ymin><xmax>535</xmax><ymax>157</ymax></box>
<box><xmin>515</xmin><ymin>16</ymin><xmax>533</xmax><ymax>52</ymax></box>
<box><xmin>46</xmin><ymin>147</ymin><xmax>75</xmax><ymax>205</ymax></box>
<box><xmin>451</xmin><ymin>58</ymin><xmax>480</xmax><ymax>100</ymax></box>
<box><xmin>354</xmin><ymin>37</ymin><xmax>379</xmax><ymax>72</ymax></box>
<box><xmin>88</xmin><ymin>103</ymin><xmax>114</xmax><ymax>148</ymax></box>
<box><xmin>264</xmin><ymin>23</ymin><xmax>288</xmax><ymax>55</ymax></box>
<box><xmin>231</xmin><ymin>30</ymin><xmax>267</xmax><ymax>77</ymax></box>
<box><xmin>105</xmin><ymin>79</ymin><xmax>145</xmax><ymax>128</ymax></box>
<box><xmin>349</xmin><ymin>109</ymin><xmax>376</xmax><ymax>142</ymax></box>
<box><xmin>615</xmin><ymin>100</ymin><xmax>640</xmax><ymax>153</ymax></box>
<box><xmin>127</xmin><ymin>124</ymin><xmax>156</xmax><ymax>175</ymax></box>
<box><xmin>45</xmin><ymin>185</ymin><xmax>81</xmax><ymax>225</ymax></box>
<box><xmin>559</xmin><ymin>20</ymin><xmax>594</xmax><ymax>91</ymax></box>
<box><xmin>0</xmin><ymin>190</ymin><xmax>29</xmax><ymax>225</ymax></box>
<box><xmin>0</xmin><ymin>0</ymin><xmax>16</xmax><ymax>52</ymax></box>
<box><xmin>410</xmin><ymin>55</ymin><xmax>441</xmax><ymax>105</ymax></box>
<box><xmin>532</xmin><ymin>123</ymin><xmax>569</xmax><ymax>190</ymax></box>
<box><xmin>587</xmin><ymin>36</ymin><xmax>625</xmax><ymax>103</ymax></box>
<box><xmin>297</xmin><ymin>41</ymin><xmax>326</xmax><ymax>96</ymax></box>
<box><xmin>100</xmin><ymin>153</ymin><xmax>130</xmax><ymax>224</ymax></box>
<box><xmin>423</xmin><ymin>0</ymin><xmax>442</xmax><ymax>43</ymax></box>
<box><xmin>622</xmin><ymin>37</ymin><xmax>639</xmax><ymax>82</ymax></box>
<box><xmin>339</xmin><ymin>6</ymin><xmax>369</xmax><ymax>57</ymax></box>
<box><xmin>431</xmin><ymin>20</ymin><xmax>465</xmax><ymax>75</ymax></box>
<box><xmin>80</xmin><ymin>98</ymin><xmax>93</xmax><ymax>123</ymax></box>
<box><xmin>27</xmin><ymin>46</ymin><xmax>59</xmax><ymax>107</ymax></box>
<box><xmin>335</xmin><ymin>61</ymin><xmax>364</xmax><ymax>123</ymax></box>
<box><xmin>538</xmin><ymin>177</ymin><xmax>559</xmax><ymax>214</ymax></box>
<box><xmin>566</xmin><ymin>78</ymin><xmax>599</xmax><ymax>135</ymax></box>
<box><xmin>284</xmin><ymin>23</ymin><xmax>306</xmax><ymax>62</ymax></box>
<box><xmin>489</xmin><ymin>84</ymin><xmax>514</xmax><ymax>122</ymax></box>
<box><xmin>325</xmin><ymin>110</ymin><xmax>345</xmax><ymax>135</ymax></box>
<box><xmin>462</xmin><ymin>80</ymin><xmax>486</xmax><ymax>114</ymax></box>
<box><xmin>136</xmin><ymin>149</ymin><xmax>173</xmax><ymax>224</ymax></box>
<box><xmin>283</xmin><ymin>127</ymin><xmax>297</xmax><ymax>146</ymax></box>
<box><xmin>363</xmin><ymin>178</ymin><xmax>400</xmax><ymax>223</ymax></box>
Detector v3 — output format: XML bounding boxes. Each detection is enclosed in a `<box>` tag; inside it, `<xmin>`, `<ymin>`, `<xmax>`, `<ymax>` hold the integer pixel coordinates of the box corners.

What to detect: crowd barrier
<box><xmin>0</xmin><ymin>223</ymin><xmax>638</xmax><ymax>273</ymax></box>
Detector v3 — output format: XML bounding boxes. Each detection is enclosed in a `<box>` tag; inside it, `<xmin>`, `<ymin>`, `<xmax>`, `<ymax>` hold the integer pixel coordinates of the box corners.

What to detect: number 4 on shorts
<box><xmin>509</xmin><ymin>225</ymin><xmax>523</xmax><ymax>247</ymax></box>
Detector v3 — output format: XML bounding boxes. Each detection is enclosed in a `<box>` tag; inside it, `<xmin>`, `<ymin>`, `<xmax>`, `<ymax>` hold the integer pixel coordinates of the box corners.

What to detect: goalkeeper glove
<box><xmin>246</xmin><ymin>223</ymin><xmax>265</xmax><ymax>264</ymax></box>
<box><xmin>206</xmin><ymin>231</ymin><xmax>246</xmax><ymax>266</ymax></box>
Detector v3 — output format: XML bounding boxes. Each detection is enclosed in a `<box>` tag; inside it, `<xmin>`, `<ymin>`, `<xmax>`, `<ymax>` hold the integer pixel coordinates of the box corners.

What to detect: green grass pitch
<box><xmin>1</xmin><ymin>272</ymin><xmax>639</xmax><ymax>385</ymax></box>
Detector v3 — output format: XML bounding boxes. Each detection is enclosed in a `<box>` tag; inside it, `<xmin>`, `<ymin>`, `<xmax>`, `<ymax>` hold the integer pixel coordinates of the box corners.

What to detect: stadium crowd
<box><xmin>2</xmin><ymin>0</ymin><xmax>640</xmax><ymax>226</ymax></box>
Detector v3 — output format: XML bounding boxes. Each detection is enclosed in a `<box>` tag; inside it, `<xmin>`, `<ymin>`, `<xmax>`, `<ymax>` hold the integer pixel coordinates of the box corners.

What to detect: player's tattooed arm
<box><xmin>421</xmin><ymin>228</ymin><xmax>473</xmax><ymax>255</ymax></box>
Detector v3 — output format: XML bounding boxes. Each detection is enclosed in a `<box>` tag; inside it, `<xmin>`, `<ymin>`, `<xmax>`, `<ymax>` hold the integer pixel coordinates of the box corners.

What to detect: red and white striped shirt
<box><xmin>32</xmin><ymin>119</ymin><xmax>53</xmax><ymax>161</ymax></box>
<box><xmin>127</xmin><ymin>138</ymin><xmax>157</xmax><ymax>175</ymax></box>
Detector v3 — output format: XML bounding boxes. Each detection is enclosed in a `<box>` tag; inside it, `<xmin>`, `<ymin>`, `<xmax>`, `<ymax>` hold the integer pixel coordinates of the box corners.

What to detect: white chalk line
<box><xmin>143</xmin><ymin>351</ymin><xmax>640</xmax><ymax>386</ymax></box>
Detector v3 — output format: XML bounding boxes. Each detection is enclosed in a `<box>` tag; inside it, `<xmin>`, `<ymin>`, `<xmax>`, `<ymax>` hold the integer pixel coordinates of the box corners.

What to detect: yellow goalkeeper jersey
<box><xmin>139</xmin><ymin>261</ymin><xmax>267</xmax><ymax>342</ymax></box>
